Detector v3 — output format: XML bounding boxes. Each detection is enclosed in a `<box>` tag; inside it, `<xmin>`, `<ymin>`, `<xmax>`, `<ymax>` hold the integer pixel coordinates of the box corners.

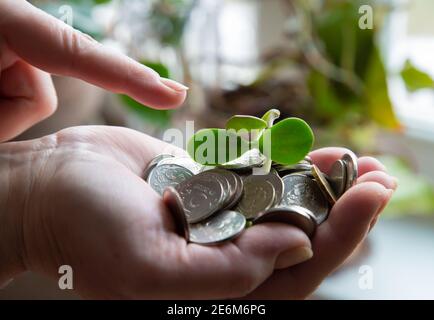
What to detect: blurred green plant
<box><xmin>379</xmin><ymin>156</ymin><xmax>434</xmax><ymax>217</ymax></box>
<box><xmin>213</xmin><ymin>0</ymin><xmax>434</xmax><ymax>147</ymax></box>
<box><xmin>148</xmin><ymin>0</ymin><xmax>194</xmax><ymax>46</ymax></box>
<box><xmin>401</xmin><ymin>60</ymin><xmax>434</xmax><ymax>92</ymax></box>
<box><xmin>118</xmin><ymin>61</ymin><xmax>173</xmax><ymax>128</ymax></box>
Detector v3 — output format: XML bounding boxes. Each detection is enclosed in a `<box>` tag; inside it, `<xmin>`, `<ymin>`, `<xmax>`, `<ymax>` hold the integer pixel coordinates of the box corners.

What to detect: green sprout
<box><xmin>187</xmin><ymin>109</ymin><xmax>314</xmax><ymax>173</ymax></box>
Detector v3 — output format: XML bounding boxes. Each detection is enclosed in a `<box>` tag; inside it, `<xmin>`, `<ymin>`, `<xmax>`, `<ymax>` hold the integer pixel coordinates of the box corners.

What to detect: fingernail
<box><xmin>377</xmin><ymin>188</ymin><xmax>394</xmax><ymax>215</ymax></box>
<box><xmin>380</xmin><ymin>175</ymin><xmax>398</xmax><ymax>191</ymax></box>
<box><xmin>160</xmin><ymin>78</ymin><xmax>189</xmax><ymax>92</ymax></box>
<box><xmin>369</xmin><ymin>190</ymin><xmax>392</xmax><ymax>231</ymax></box>
<box><xmin>390</xmin><ymin>176</ymin><xmax>399</xmax><ymax>191</ymax></box>
<box><xmin>275</xmin><ymin>246</ymin><xmax>313</xmax><ymax>269</ymax></box>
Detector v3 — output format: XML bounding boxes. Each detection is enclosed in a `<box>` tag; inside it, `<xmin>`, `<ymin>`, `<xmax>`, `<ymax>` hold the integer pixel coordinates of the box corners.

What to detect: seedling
<box><xmin>187</xmin><ymin>109</ymin><xmax>314</xmax><ymax>173</ymax></box>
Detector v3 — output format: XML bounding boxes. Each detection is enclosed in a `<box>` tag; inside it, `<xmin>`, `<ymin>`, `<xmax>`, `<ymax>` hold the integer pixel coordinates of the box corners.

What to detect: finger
<box><xmin>310</xmin><ymin>148</ymin><xmax>386</xmax><ymax>176</ymax></box>
<box><xmin>0</xmin><ymin>0</ymin><xmax>187</xmax><ymax>109</ymax></box>
<box><xmin>357</xmin><ymin>170</ymin><xmax>398</xmax><ymax>191</ymax></box>
<box><xmin>163</xmin><ymin>223</ymin><xmax>311</xmax><ymax>299</ymax></box>
<box><xmin>357</xmin><ymin>156</ymin><xmax>387</xmax><ymax>176</ymax></box>
<box><xmin>0</xmin><ymin>60</ymin><xmax>56</xmax><ymax>141</ymax></box>
<box><xmin>246</xmin><ymin>182</ymin><xmax>392</xmax><ymax>299</ymax></box>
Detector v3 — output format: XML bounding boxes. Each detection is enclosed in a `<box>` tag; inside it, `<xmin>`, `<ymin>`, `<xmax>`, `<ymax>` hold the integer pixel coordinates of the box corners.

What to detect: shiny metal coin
<box><xmin>328</xmin><ymin>159</ymin><xmax>347</xmax><ymax>198</ymax></box>
<box><xmin>304</xmin><ymin>155</ymin><xmax>313</xmax><ymax>164</ymax></box>
<box><xmin>163</xmin><ymin>187</ymin><xmax>190</xmax><ymax>241</ymax></box>
<box><xmin>274</xmin><ymin>163</ymin><xmax>312</xmax><ymax>174</ymax></box>
<box><xmin>176</xmin><ymin>172</ymin><xmax>226</xmax><ymax>223</ymax></box>
<box><xmin>252</xmin><ymin>169</ymin><xmax>284</xmax><ymax>206</ymax></box>
<box><xmin>342</xmin><ymin>152</ymin><xmax>358</xmax><ymax>192</ymax></box>
<box><xmin>311</xmin><ymin>164</ymin><xmax>337</xmax><ymax>205</ymax></box>
<box><xmin>218</xmin><ymin>149</ymin><xmax>265</xmax><ymax>171</ymax></box>
<box><xmin>219</xmin><ymin>170</ymin><xmax>244</xmax><ymax>210</ymax></box>
<box><xmin>143</xmin><ymin>154</ymin><xmax>174</xmax><ymax>180</ymax></box>
<box><xmin>253</xmin><ymin>205</ymin><xmax>316</xmax><ymax>237</ymax></box>
<box><xmin>202</xmin><ymin>169</ymin><xmax>236</xmax><ymax>209</ymax></box>
<box><xmin>147</xmin><ymin>164</ymin><xmax>194</xmax><ymax>196</ymax></box>
<box><xmin>158</xmin><ymin>156</ymin><xmax>205</xmax><ymax>175</ymax></box>
<box><xmin>189</xmin><ymin>210</ymin><xmax>246</xmax><ymax>245</ymax></box>
<box><xmin>280</xmin><ymin>173</ymin><xmax>329</xmax><ymax>225</ymax></box>
<box><xmin>237</xmin><ymin>176</ymin><xmax>276</xmax><ymax>220</ymax></box>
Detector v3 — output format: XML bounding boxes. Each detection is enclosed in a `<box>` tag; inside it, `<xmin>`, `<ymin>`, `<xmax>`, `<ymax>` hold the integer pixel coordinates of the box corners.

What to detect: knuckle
<box><xmin>59</xmin><ymin>25</ymin><xmax>92</xmax><ymax>72</ymax></box>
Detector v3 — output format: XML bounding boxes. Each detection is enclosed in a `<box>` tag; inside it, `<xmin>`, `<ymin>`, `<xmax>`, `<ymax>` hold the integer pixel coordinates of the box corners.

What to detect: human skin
<box><xmin>0</xmin><ymin>0</ymin><xmax>397</xmax><ymax>299</ymax></box>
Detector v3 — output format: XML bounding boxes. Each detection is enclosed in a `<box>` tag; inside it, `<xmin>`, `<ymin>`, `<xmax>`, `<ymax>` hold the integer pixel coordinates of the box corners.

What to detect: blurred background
<box><xmin>2</xmin><ymin>0</ymin><xmax>434</xmax><ymax>299</ymax></box>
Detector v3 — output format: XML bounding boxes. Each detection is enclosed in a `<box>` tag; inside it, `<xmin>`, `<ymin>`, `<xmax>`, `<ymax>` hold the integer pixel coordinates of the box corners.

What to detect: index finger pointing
<box><xmin>0</xmin><ymin>0</ymin><xmax>187</xmax><ymax>109</ymax></box>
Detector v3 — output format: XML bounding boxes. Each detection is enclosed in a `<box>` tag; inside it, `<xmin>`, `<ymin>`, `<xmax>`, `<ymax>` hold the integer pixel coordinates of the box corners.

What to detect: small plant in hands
<box><xmin>146</xmin><ymin>109</ymin><xmax>359</xmax><ymax>247</ymax></box>
<box><xmin>187</xmin><ymin>108</ymin><xmax>314</xmax><ymax>172</ymax></box>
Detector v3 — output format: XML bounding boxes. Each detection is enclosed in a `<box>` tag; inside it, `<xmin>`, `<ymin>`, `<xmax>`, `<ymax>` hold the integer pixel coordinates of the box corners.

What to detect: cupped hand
<box><xmin>0</xmin><ymin>0</ymin><xmax>187</xmax><ymax>142</ymax></box>
<box><xmin>6</xmin><ymin>126</ymin><xmax>395</xmax><ymax>299</ymax></box>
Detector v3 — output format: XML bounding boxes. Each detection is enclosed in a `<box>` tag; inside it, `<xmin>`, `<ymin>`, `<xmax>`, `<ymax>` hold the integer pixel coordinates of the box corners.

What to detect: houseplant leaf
<box><xmin>226</xmin><ymin>115</ymin><xmax>267</xmax><ymax>132</ymax></box>
<box><xmin>400</xmin><ymin>60</ymin><xmax>434</xmax><ymax>92</ymax></box>
<box><xmin>262</xmin><ymin>109</ymin><xmax>280</xmax><ymax>127</ymax></box>
<box><xmin>259</xmin><ymin>118</ymin><xmax>314</xmax><ymax>165</ymax></box>
<box><xmin>187</xmin><ymin>129</ymin><xmax>250</xmax><ymax>166</ymax></box>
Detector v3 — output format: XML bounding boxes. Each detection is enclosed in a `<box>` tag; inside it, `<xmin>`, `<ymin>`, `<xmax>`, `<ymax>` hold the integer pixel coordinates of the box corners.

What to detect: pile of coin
<box><xmin>145</xmin><ymin>150</ymin><xmax>358</xmax><ymax>245</ymax></box>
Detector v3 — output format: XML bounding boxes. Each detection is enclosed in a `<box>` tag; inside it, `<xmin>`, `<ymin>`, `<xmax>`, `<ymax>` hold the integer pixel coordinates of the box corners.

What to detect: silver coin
<box><xmin>304</xmin><ymin>155</ymin><xmax>313</xmax><ymax>164</ymax></box>
<box><xmin>251</xmin><ymin>169</ymin><xmax>284</xmax><ymax>206</ymax></box>
<box><xmin>342</xmin><ymin>152</ymin><xmax>358</xmax><ymax>192</ymax></box>
<box><xmin>237</xmin><ymin>176</ymin><xmax>276</xmax><ymax>219</ymax></box>
<box><xmin>328</xmin><ymin>159</ymin><xmax>347</xmax><ymax>198</ymax></box>
<box><xmin>253</xmin><ymin>205</ymin><xmax>316</xmax><ymax>238</ymax></box>
<box><xmin>225</xmin><ymin>171</ymin><xmax>244</xmax><ymax>209</ymax></box>
<box><xmin>158</xmin><ymin>156</ymin><xmax>205</xmax><ymax>175</ymax></box>
<box><xmin>189</xmin><ymin>210</ymin><xmax>246</xmax><ymax>245</ymax></box>
<box><xmin>147</xmin><ymin>164</ymin><xmax>194</xmax><ymax>196</ymax></box>
<box><xmin>207</xmin><ymin>169</ymin><xmax>243</xmax><ymax>210</ymax></box>
<box><xmin>218</xmin><ymin>149</ymin><xmax>265</xmax><ymax>170</ymax></box>
<box><xmin>274</xmin><ymin>163</ymin><xmax>312</xmax><ymax>174</ymax></box>
<box><xmin>143</xmin><ymin>154</ymin><xmax>174</xmax><ymax>180</ymax></box>
<box><xmin>279</xmin><ymin>173</ymin><xmax>329</xmax><ymax>225</ymax></box>
<box><xmin>163</xmin><ymin>187</ymin><xmax>190</xmax><ymax>241</ymax></box>
<box><xmin>176</xmin><ymin>172</ymin><xmax>226</xmax><ymax>223</ymax></box>
<box><xmin>311</xmin><ymin>164</ymin><xmax>337</xmax><ymax>205</ymax></box>
<box><xmin>201</xmin><ymin>169</ymin><xmax>235</xmax><ymax>209</ymax></box>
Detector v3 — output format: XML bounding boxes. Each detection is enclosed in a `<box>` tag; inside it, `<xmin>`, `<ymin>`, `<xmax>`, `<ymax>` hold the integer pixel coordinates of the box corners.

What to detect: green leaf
<box><xmin>307</xmin><ymin>71</ymin><xmax>345</xmax><ymax>119</ymax></box>
<box><xmin>259</xmin><ymin>118</ymin><xmax>314</xmax><ymax>165</ymax></box>
<box><xmin>400</xmin><ymin>60</ymin><xmax>434</xmax><ymax>92</ymax></box>
<box><xmin>187</xmin><ymin>129</ymin><xmax>250</xmax><ymax>166</ymax></box>
<box><xmin>93</xmin><ymin>0</ymin><xmax>112</xmax><ymax>4</ymax></box>
<box><xmin>226</xmin><ymin>115</ymin><xmax>267</xmax><ymax>132</ymax></box>
<box><xmin>119</xmin><ymin>95</ymin><xmax>172</xmax><ymax>127</ymax></box>
<box><xmin>363</xmin><ymin>48</ymin><xmax>401</xmax><ymax>130</ymax></box>
<box><xmin>118</xmin><ymin>61</ymin><xmax>172</xmax><ymax>127</ymax></box>
<box><xmin>139</xmin><ymin>61</ymin><xmax>170</xmax><ymax>79</ymax></box>
<box><xmin>261</xmin><ymin>109</ymin><xmax>280</xmax><ymax>128</ymax></box>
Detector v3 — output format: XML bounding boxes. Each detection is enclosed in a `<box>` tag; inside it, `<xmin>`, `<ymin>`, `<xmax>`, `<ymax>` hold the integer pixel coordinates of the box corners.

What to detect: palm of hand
<box><xmin>19</xmin><ymin>126</ymin><xmax>394</xmax><ymax>299</ymax></box>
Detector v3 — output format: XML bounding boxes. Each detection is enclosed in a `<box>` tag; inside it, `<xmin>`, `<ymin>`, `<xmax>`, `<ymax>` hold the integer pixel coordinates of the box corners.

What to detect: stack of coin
<box><xmin>145</xmin><ymin>151</ymin><xmax>358</xmax><ymax>245</ymax></box>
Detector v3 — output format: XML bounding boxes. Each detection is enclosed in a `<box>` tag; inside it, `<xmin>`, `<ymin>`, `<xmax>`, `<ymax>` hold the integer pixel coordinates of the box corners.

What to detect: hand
<box><xmin>0</xmin><ymin>0</ymin><xmax>187</xmax><ymax>142</ymax></box>
<box><xmin>0</xmin><ymin>126</ymin><xmax>396</xmax><ymax>299</ymax></box>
